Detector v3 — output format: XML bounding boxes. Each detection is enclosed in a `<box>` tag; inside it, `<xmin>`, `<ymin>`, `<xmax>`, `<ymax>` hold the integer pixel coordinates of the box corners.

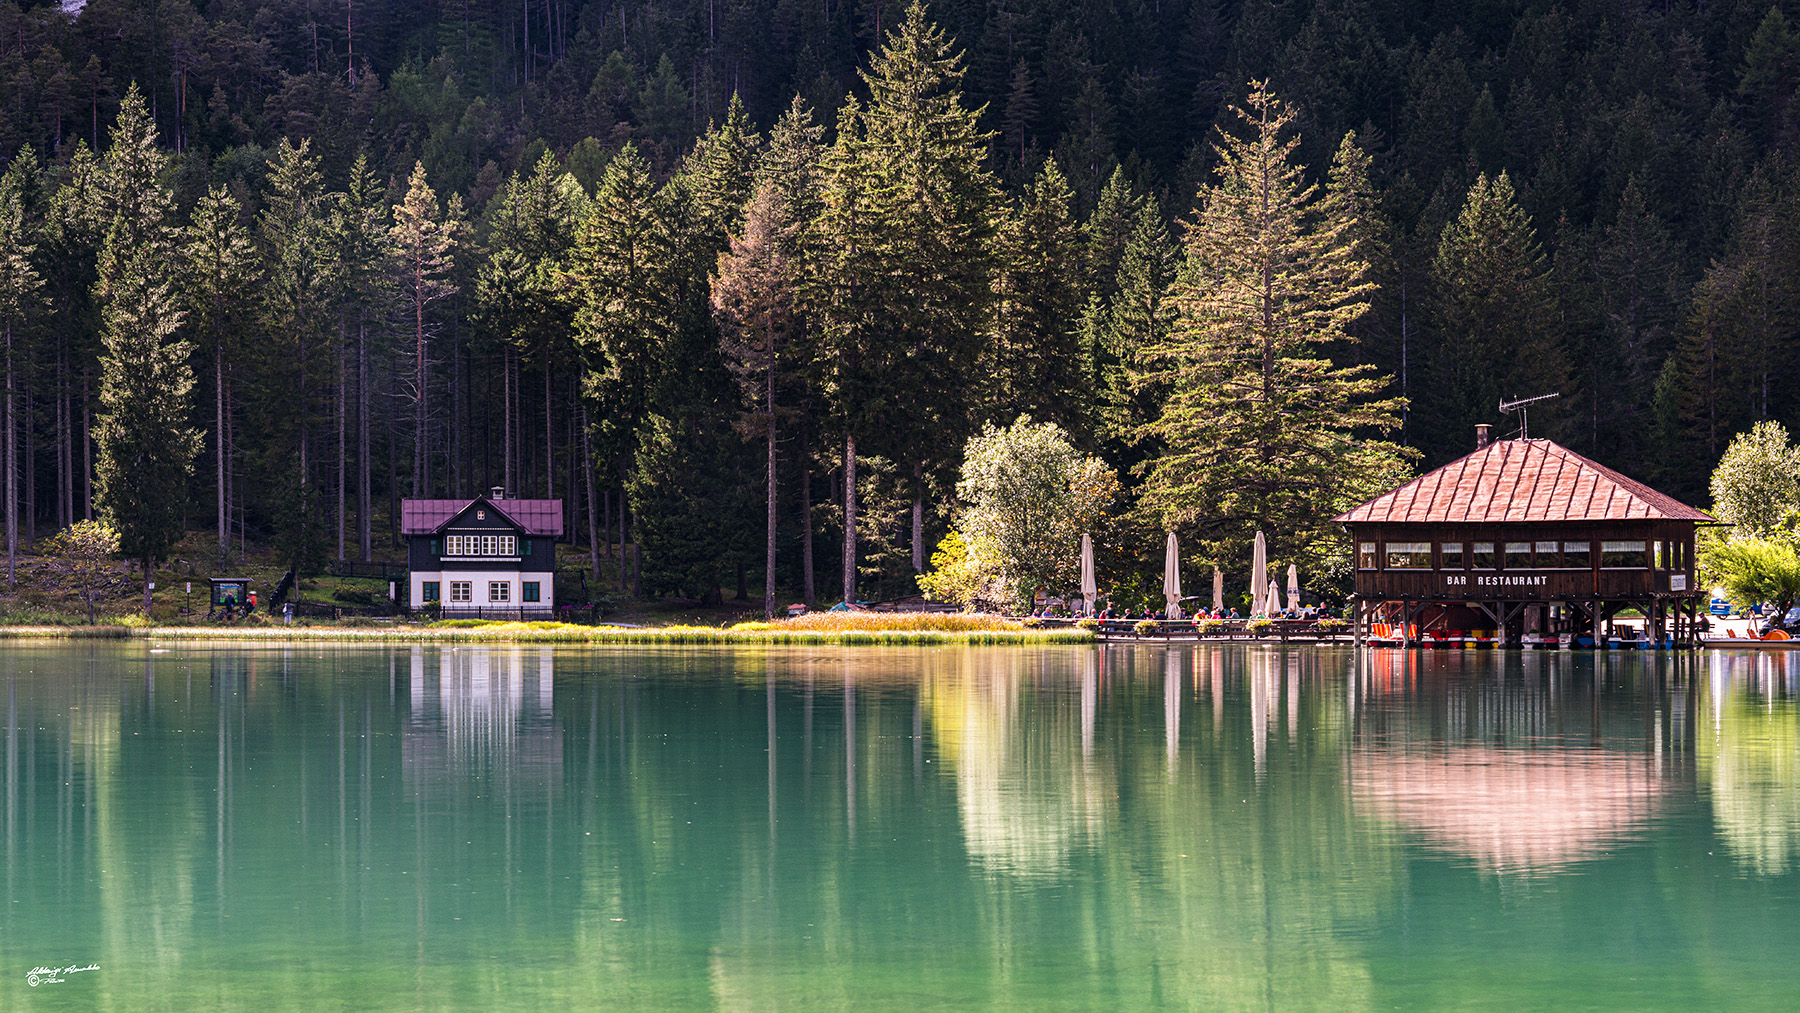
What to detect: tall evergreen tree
<box><xmin>258</xmin><ymin>138</ymin><xmax>337</xmax><ymax>571</ymax></box>
<box><xmin>182</xmin><ymin>185</ymin><xmax>258</xmax><ymax>560</ymax></box>
<box><xmin>991</xmin><ymin>160</ymin><xmax>1086</xmax><ymax>437</ymax></box>
<box><xmin>1133</xmin><ymin>82</ymin><xmax>1410</xmax><ymax>585</ymax></box>
<box><xmin>1423</xmin><ymin>171</ymin><xmax>1568</xmax><ymax>465</ymax></box>
<box><xmin>713</xmin><ymin>182</ymin><xmax>799</xmax><ymax>618</ymax></box>
<box><xmin>0</xmin><ymin>153</ymin><xmax>43</xmax><ymax>586</ymax></box>
<box><xmin>92</xmin><ymin>88</ymin><xmax>200</xmax><ymax>612</ymax></box>
<box><xmin>805</xmin><ymin>2</ymin><xmax>1001</xmax><ymax>590</ymax></box>
<box><xmin>389</xmin><ymin>161</ymin><xmax>464</xmax><ymax>500</ymax></box>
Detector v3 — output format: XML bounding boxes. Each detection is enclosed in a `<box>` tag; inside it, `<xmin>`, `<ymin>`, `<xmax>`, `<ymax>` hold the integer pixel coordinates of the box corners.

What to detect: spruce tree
<box><xmin>389</xmin><ymin>162</ymin><xmax>464</xmax><ymax>500</ymax></box>
<box><xmin>1423</xmin><ymin>171</ymin><xmax>1568</xmax><ymax>464</ymax></box>
<box><xmin>1133</xmin><ymin>82</ymin><xmax>1410</xmax><ymax>583</ymax></box>
<box><xmin>258</xmin><ymin>138</ymin><xmax>336</xmax><ymax>570</ymax></box>
<box><xmin>805</xmin><ymin>2</ymin><xmax>1001</xmax><ymax>592</ymax></box>
<box><xmin>182</xmin><ymin>185</ymin><xmax>258</xmax><ymax>560</ymax></box>
<box><xmin>332</xmin><ymin>156</ymin><xmax>391</xmax><ymax>561</ymax></box>
<box><xmin>713</xmin><ymin>183</ymin><xmax>799</xmax><ymax>617</ymax></box>
<box><xmin>1091</xmin><ymin>195</ymin><xmax>1176</xmax><ymax>464</ymax></box>
<box><xmin>0</xmin><ymin>153</ymin><xmax>43</xmax><ymax>586</ymax></box>
<box><xmin>991</xmin><ymin>161</ymin><xmax>1086</xmax><ymax>437</ymax></box>
<box><xmin>92</xmin><ymin>88</ymin><xmax>200</xmax><ymax>612</ymax></box>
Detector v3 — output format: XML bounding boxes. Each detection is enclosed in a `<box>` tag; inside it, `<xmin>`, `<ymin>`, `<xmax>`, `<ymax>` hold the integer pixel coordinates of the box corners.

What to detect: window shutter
<box><xmin>430</xmin><ymin>538</ymin><xmax>440</xmax><ymax>556</ymax></box>
<box><xmin>524</xmin><ymin>539</ymin><xmax>533</xmax><ymax>556</ymax></box>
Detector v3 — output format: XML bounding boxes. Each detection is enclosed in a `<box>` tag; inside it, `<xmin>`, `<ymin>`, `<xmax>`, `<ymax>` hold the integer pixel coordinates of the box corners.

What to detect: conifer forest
<box><xmin>0</xmin><ymin>0</ymin><xmax>1797</xmax><ymax>607</ymax></box>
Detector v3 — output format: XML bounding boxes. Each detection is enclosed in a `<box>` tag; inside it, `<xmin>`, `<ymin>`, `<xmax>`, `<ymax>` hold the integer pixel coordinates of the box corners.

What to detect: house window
<box><xmin>1472</xmin><ymin>542</ymin><xmax>1496</xmax><ymax>569</ymax></box>
<box><xmin>1441</xmin><ymin>542</ymin><xmax>1464</xmax><ymax>569</ymax></box>
<box><xmin>1385</xmin><ymin>542</ymin><xmax>1431</xmax><ymax>568</ymax></box>
<box><xmin>481</xmin><ymin>535</ymin><xmax>498</xmax><ymax>555</ymax></box>
<box><xmin>449</xmin><ymin>581</ymin><xmax>472</xmax><ymax>603</ymax></box>
<box><xmin>1536</xmin><ymin>541</ymin><xmax>1560</xmax><ymax>567</ymax></box>
<box><xmin>1564</xmin><ymin>541</ymin><xmax>1591</xmax><ymax>568</ymax></box>
<box><xmin>422</xmin><ymin>581</ymin><xmax>440</xmax><ymax>602</ymax></box>
<box><xmin>523</xmin><ymin>538</ymin><xmax>533</xmax><ymax>556</ymax></box>
<box><xmin>1358</xmin><ymin>543</ymin><xmax>1377</xmax><ymax>570</ymax></box>
<box><xmin>1601</xmin><ymin>540</ymin><xmax>1647</xmax><ymax>568</ymax></box>
<box><xmin>498</xmin><ymin>535</ymin><xmax>516</xmax><ymax>556</ymax></box>
<box><xmin>442</xmin><ymin>535</ymin><xmax>458</xmax><ymax>555</ymax></box>
<box><xmin>431</xmin><ymin>538</ymin><xmax>442</xmax><ymax>555</ymax></box>
<box><xmin>1504</xmin><ymin>542</ymin><xmax>1532</xmax><ymax>569</ymax></box>
<box><xmin>489</xmin><ymin>581</ymin><xmax>510</xmax><ymax>603</ymax></box>
<box><xmin>523</xmin><ymin>581</ymin><xmax>540</xmax><ymax>603</ymax></box>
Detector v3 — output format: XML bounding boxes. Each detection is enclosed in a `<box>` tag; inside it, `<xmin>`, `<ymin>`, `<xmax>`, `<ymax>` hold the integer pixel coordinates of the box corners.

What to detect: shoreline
<box><xmin>0</xmin><ymin>622</ymin><xmax>1096</xmax><ymax>646</ymax></box>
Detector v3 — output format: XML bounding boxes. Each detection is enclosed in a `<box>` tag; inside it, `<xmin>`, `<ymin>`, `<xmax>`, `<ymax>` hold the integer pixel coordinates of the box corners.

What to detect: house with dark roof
<box><xmin>1334</xmin><ymin>428</ymin><xmax>1715</xmax><ymax>647</ymax></box>
<box><xmin>400</xmin><ymin>490</ymin><xmax>563</xmax><ymax>614</ymax></box>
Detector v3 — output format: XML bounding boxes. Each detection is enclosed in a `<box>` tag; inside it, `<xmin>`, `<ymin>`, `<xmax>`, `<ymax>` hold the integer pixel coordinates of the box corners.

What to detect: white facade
<box><xmin>411</xmin><ymin>569</ymin><xmax>557</xmax><ymax>611</ymax></box>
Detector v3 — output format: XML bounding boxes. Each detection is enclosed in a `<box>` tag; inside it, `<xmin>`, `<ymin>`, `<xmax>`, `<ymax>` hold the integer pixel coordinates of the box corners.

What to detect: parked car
<box><xmin>1709</xmin><ymin>596</ymin><xmax>1736</xmax><ymax>617</ymax></box>
<box><xmin>1760</xmin><ymin>607</ymin><xmax>1800</xmax><ymax>635</ymax></box>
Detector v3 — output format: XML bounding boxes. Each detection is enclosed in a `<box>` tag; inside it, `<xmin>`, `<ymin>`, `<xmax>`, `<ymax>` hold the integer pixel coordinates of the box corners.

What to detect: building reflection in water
<box><xmin>1348</xmin><ymin>650</ymin><xmax>1687</xmax><ymax>876</ymax></box>
<box><xmin>404</xmin><ymin>646</ymin><xmax>561</xmax><ymax>792</ymax></box>
<box><xmin>1700</xmin><ymin>650</ymin><xmax>1800</xmax><ymax>876</ymax></box>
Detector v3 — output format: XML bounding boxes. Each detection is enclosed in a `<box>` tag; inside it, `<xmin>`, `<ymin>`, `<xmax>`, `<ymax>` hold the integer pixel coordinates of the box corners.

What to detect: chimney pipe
<box><xmin>489</xmin><ymin>485</ymin><xmax>505</xmax><ymax>500</ymax></box>
<box><xmin>1475</xmin><ymin>424</ymin><xmax>1492</xmax><ymax>449</ymax></box>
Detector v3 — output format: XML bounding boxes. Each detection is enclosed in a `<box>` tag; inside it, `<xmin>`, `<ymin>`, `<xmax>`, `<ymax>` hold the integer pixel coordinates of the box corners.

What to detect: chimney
<box><xmin>489</xmin><ymin>485</ymin><xmax>506</xmax><ymax>501</ymax></box>
<box><xmin>1475</xmin><ymin>424</ymin><xmax>1492</xmax><ymax>449</ymax></box>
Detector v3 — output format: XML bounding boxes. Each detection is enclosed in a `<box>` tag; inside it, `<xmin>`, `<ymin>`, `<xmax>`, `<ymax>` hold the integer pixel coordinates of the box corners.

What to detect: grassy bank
<box><xmin>0</xmin><ymin>614</ymin><xmax>1094</xmax><ymax>646</ymax></box>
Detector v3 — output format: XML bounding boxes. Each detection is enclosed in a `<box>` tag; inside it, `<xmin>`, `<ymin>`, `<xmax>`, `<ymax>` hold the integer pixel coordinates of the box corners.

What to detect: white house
<box><xmin>402</xmin><ymin>490</ymin><xmax>562</xmax><ymax>613</ymax></box>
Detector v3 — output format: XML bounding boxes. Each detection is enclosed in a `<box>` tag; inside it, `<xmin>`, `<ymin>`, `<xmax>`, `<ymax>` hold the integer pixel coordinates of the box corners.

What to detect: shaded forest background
<box><xmin>2</xmin><ymin>0</ymin><xmax>1799</xmax><ymax>605</ymax></box>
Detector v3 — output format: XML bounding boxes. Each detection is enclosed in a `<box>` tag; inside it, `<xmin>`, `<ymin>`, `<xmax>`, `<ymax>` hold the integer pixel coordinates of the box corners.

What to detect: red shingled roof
<box><xmin>1334</xmin><ymin>439</ymin><xmax>1713</xmax><ymax>524</ymax></box>
<box><xmin>400</xmin><ymin>498</ymin><xmax>564</xmax><ymax>536</ymax></box>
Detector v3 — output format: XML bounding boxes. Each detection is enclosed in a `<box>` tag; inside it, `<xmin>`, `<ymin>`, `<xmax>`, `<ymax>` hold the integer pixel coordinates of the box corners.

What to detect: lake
<box><xmin>1</xmin><ymin>641</ymin><xmax>1797</xmax><ymax>1009</ymax></box>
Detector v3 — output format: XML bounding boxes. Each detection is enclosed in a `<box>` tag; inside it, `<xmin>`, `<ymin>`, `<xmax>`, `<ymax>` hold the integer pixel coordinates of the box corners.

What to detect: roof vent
<box><xmin>489</xmin><ymin>485</ymin><xmax>505</xmax><ymax>500</ymax></box>
<box><xmin>1475</xmin><ymin>424</ymin><xmax>1491</xmax><ymax>450</ymax></box>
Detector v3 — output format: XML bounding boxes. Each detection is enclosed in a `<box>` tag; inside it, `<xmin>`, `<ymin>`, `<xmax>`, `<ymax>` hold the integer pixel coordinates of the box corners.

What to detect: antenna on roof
<box><xmin>1497</xmin><ymin>393</ymin><xmax>1559</xmax><ymax>441</ymax></box>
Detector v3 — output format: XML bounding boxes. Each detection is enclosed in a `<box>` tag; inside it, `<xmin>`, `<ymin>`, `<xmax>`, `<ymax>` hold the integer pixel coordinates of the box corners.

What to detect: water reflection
<box><xmin>1700</xmin><ymin>651</ymin><xmax>1800</xmax><ymax>876</ymax></box>
<box><xmin>0</xmin><ymin>643</ymin><xmax>1797</xmax><ymax>1009</ymax></box>
<box><xmin>1347</xmin><ymin>651</ymin><xmax>1690</xmax><ymax>875</ymax></box>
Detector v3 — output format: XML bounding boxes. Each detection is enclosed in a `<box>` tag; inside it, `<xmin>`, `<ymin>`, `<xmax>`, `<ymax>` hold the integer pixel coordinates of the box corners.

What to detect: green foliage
<box><xmin>1424</xmin><ymin>171</ymin><xmax>1568</xmax><ymax>464</ymax></box>
<box><xmin>1134</xmin><ymin>83</ymin><xmax>1411</xmax><ymax>592</ymax></box>
<box><xmin>1702</xmin><ymin>537</ymin><xmax>1800</xmax><ymax>613</ymax></box>
<box><xmin>917</xmin><ymin>530</ymin><xmax>1000</xmax><ymax>608</ymax></box>
<box><xmin>1710</xmin><ymin>421</ymin><xmax>1800</xmax><ymax>539</ymax></box>
<box><xmin>93</xmin><ymin>87</ymin><xmax>201</xmax><ymax>610</ymax></box>
<box><xmin>953</xmin><ymin>416</ymin><xmax>1119</xmax><ymax>610</ymax></box>
<box><xmin>46</xmin><ymin>520</ymin><xmax>120</xmax><ymax>624</ymax></box>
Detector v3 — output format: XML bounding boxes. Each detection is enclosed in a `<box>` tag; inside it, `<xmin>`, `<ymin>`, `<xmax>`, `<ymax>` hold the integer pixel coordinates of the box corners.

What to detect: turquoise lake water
<box><xmin>1</xmin><ymin>641</ymin><xmax>1797</xmax><ymax>1009</ymax></box>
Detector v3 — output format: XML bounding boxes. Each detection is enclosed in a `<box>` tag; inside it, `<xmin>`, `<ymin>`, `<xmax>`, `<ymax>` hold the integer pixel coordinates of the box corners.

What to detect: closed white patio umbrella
<box><xmin>1251</xmin><ymin>531</ymin><xmax>1268</xmax><ymax>616</ymax></box>
<box><xmin>1080</xmin><ymin>534</ymin><xmax>1097</xmax><ymax>616</ymax></box>
<box><xmin>1212</xmin><ymin>566</ymin><xmax>1224</xmax><ymax>615</ymax></box>
<box><xmin>1163</xmin><ymin>533</ymin><xmax>1182</xmax><ymax>618</ymax></box>
<box><xmin>1266</xmin><ymin>580</ymin><xmax>1283</xmax><ymax>618</ymax></box>
<box><xmin>1286</xmin><ymin>563</ymin><xmax>1301</xmax><ymax>613</ymax></box>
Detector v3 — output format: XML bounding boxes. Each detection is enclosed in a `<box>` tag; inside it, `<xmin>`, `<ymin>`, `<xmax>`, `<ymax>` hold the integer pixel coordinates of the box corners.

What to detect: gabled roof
<box><xmin>400</xmin><ymin>497</ymin><xmax>564</xmax><ymax>536</ymax></box>
<box><xmin>1334</xmin><ymin>439</ymin><xmax>1714</xmax><ymax>525</ymax></box>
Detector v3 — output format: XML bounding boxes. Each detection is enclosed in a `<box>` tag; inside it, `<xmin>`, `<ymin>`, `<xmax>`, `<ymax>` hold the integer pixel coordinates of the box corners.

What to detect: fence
<box><xmin>326</xmin><ymin>560</ymin><xmax>409</xmax><ymax>580</ymax></box>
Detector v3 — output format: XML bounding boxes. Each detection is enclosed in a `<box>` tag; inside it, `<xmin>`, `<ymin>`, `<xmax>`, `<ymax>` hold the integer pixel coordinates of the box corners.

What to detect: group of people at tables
<box><xmin>1024</xmin><ymin>604</ymin><xmax>1333</xmax><ymax>621</ymax></box>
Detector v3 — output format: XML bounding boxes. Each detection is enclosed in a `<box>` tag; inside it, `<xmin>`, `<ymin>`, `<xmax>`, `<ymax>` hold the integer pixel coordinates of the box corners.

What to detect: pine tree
<box><xmin>389</xmin><ymin>161</ymin><xmax>464</xmax><ymax>500</ymax></box>
<box><xmin>0</xmin><ymin>153</ymin><xmax>43</xmax><ymax>586</ymax></box>
<box><xmin>1133</xmin><ymin>82</ymin><xmax>1410</xmax><ymax>584</ymax></box>
<box><xmin>332</xmin><ymin>156</ymin><xmax>390</xmax><ymax>562</ymax></box>
<box><xmin>991</xmin><ymin>160</ymin><xmax>1086</xmax><ymax>436</ymax></box>
<box><xmin>258</xmin><ymin>139</ymin><xmax>338</xmax><ymax>573</ymax></box>
<box><xmin>1423</xmin><ymin>171</ymin><xmax>1568</xmax><ymax>464</ymax></box>
<box><xmin>182</xmin><ymin>185</ymin><xmax>257</xmax><ymax>560</ymax></box>
<box><xmin>805</xmin><ymin>1</ymin><xmax>1001</xmax><ymax>592</ymax></box>
<box><xmin>713</xmin><ymin>182</ymin><xmax>799</xmax><ymax>617</ymax></box>
<box><xmin>92</xmin><ymin>88</ymin><xmax>199</xmax><ymax>611</ymax></box>
<box><xmin>571</xmin><ymin>143</ymin><xmax>676</xmax><ymax>468</ymax></box>
<box><xmin>1091</xmin><ymin>195</ymin><xmax>1176</xmax><ymax>462</ymax></box>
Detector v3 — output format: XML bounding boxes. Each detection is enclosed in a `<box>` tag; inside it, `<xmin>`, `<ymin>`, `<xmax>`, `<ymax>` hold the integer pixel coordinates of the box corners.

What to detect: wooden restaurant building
<box><xmin>1335</xmin><ymin>428</ymin><xmax>1715</xmax><ymax>648</ymax></box>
